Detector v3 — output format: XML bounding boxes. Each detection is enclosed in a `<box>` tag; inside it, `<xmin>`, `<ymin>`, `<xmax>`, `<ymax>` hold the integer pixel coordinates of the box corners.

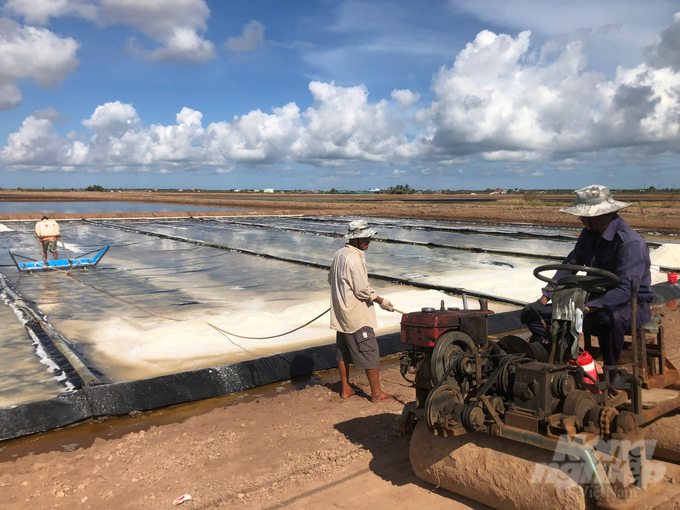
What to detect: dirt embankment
<box><xmin>1</xmin><ymin>190</ymin><xmax>679</xmax><ymax>232</ymax></box>
<box><xmin>0</xmin><ymin>360</ymin><xmax>481</xmax><ymax>510</ymax></box>
<box><xmin>1</xmin><ymin>305</ymin><xmax>679</xmax><ymax>510</ymax></box>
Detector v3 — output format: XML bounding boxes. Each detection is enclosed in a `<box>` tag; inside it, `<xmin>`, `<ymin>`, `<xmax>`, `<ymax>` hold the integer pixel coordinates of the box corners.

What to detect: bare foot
<box><xmin>340</xmin><ymin>388</ymin><xmax>356</xmax><ymax>399</ymax></box>
<box><xmin>371</xmin><ymin>391</ymin><xmax>392</xmax><ymax>403</ymax></box>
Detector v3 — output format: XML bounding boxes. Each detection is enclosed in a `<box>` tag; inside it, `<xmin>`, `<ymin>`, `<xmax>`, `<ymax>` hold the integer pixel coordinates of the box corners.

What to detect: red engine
<box><xmin>399</xmin><ymin>299</ymin><xmax>494</xmax><ymax>408</ymax></box>
<box><xmin>400</xmin><ymin>300</ymin><xmax>493</xmax><ymax>348</ymax></box>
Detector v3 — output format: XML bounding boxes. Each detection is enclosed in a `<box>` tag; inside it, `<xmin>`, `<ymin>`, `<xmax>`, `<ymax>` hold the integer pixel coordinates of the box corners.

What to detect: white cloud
<box><xmin>0</xmin><ymin>82</ymin><xmax>21</xmax><ymax>110</ymax></box>
<box><xmin>225</xmin><ymin>20</ymin><xmax>265</xmax><ymax>53</ymax></box>
<box><xmin>102</xmin><ymin>0</ymin><xmax>215</xmax><ymax>63</ymax></box>
<box><xmin>391</xmin><ymin>89</ymin><xmax>420</xmax><ymax>108</ymax></box>
<box><xmin>555</xmin><ymin>157</ymin><xmax>585</xmax><ymax>171</ymax></box>
<box><xmin>0</xmin><ymin>18</ymin><xmax>79</xmax><ymax>110</ymax></box>
<box><xmin>421</xmin><ymin>25</ymin><xmax>680</xmax><ymax>159</ymax></box>
<box><xmin>33</xmin><ymin>107</ymin><xmax>68</xmax><ymax>123</ymax></box>
<box><xmin>83</xmin><ymin>101</ymin><xmax>141</xmax><ymax>136</ymax></box>
<box><xmin>176</xmin><ymin>106</ymin><xmax>202</xmax><ymax>126</ymax></box>
<box><xmin>482</xmin><ymin>151</ymin><xmax>543</xmax><ymax>162</ymax></box>
<box><xmin>293</xmin><ymin>81</ymin><xmax>424</xmax><ymax>164</ymax></box>
<box><xmin>450</xmin><ymin>1</ymin><xmax>677</xmax><ymax>48</ymax></box>
<box><xmin>215</xmin><ymin>166</ymin><xmax>234</xmax><ymax>174</ymax></box>
<box><xmin>644</xmin><ymin>12</ymin><xmax>680</xmax><ymax>70</ymax></box>
<box><xmin>0</xmin><ymin>114</ymin><xmax>79</xmax><ymax>165</ymax></box>
<box><xmin>4</xmin><ymin>0</ymin><xmax>97</xmax><ymax>25</ymax></box>
<box><xmin>205</xmin><ymin>102</ymin><xmax>301</xmax><ymax>163</ymax></box>
<box><xmin>2</xmin><ymin>14</ymin><xmax>680</xmax><ymax>174</ymax></box>
<box><xmin>5</xmin><ymin>0</ymin><xmax>214</xmax><ymax>63</ymax></box>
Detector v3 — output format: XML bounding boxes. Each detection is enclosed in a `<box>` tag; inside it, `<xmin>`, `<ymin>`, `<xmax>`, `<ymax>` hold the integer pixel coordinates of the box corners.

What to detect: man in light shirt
<box><xmin>35</xmin><ymin>215</ymin><xmax>61</xmax><ymax>265</ymax></box>
<box><xmin>329</xmin><ymin>219</ymin><xmax>394</xmax><ymax>402</ymax></box>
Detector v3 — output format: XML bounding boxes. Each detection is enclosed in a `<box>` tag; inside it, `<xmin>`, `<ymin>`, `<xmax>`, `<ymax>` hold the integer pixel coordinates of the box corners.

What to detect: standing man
<box><xmin>521</xmin><ymin>185</ymin><xmax>652</xmax><ymax>386</ymax></box>
<box><xmin>329</xmin><ymin>219</ymin><xmax>394</xmax><ymax>402</ymax></box>
<box><xmin>35</xmin><ymin>215</ymin><xmax>61</xmax><ymax>265</ymax></box>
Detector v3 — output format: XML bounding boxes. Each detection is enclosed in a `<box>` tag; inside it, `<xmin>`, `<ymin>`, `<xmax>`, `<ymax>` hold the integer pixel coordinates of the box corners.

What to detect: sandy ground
<box><xmin>1</xmin><ymin>190</ymin><xmax>679</xmax><ymax>232</ymax></box>
<box><xmin>0</xmin><ymin>359</ymin><xmax>483</xmax><ymax>510</ymax></box>
<box><xmin>0</xmin><ymin>305</ymin><xmax>678</xmax><ymax>510</ymax></box>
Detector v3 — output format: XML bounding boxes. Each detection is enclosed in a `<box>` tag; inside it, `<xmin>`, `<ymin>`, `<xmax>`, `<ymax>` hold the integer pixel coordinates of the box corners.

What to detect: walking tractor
<box><xmin>399</xmin><ymin>264</ymin><xmax>680</xmax><ymax>509</ymax></box>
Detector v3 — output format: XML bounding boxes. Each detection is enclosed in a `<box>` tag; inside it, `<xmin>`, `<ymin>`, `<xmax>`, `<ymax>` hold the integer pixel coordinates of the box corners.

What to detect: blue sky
<box><xmin>1</xmin><ymin>1</ymin><xmax>679</xmax><ymax>191</ymax></box>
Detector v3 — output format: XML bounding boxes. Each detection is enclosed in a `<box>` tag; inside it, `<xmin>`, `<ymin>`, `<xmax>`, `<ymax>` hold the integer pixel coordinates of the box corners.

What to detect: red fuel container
<box><xmin>576</xmin><ymin>351</ymin><xmax>598</xmax><ymax>385</ymax></box>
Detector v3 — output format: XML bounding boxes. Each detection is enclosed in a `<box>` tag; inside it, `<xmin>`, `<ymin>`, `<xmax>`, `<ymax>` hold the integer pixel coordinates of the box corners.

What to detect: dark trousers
<box><xmin>527</xmin><ymin>302</ymin><xmax>651</xmax><ymax>374</ymax></box>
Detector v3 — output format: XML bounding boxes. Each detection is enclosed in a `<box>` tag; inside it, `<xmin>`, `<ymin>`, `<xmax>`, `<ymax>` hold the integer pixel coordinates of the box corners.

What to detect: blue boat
<box><xmin>8</xmin><ymin>244</ymin><xmax>110</xmax><ymax>272</ymax></box>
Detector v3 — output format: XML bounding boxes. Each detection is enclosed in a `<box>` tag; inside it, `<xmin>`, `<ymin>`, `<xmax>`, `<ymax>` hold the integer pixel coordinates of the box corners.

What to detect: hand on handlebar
<box><xmin>379</xmin><ymin>298</ymin><xmax>394</xmax><ymax>312</ymax></box>
<box><xmin>520</xmin><ymin>299</ymin><xmax>545</xmax><ymax>324</ymax></box>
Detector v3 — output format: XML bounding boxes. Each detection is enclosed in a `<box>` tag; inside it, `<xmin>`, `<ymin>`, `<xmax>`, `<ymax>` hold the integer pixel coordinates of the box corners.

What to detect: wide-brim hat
<box><xmin>559</xmin><ymin>184</ymin><xmax>632</xmax><ymax>218</ymax></box>
<box><xmin>344</xmin><ymin>219</ymin><xmax>377</xmax><ymax>239</ymax></box>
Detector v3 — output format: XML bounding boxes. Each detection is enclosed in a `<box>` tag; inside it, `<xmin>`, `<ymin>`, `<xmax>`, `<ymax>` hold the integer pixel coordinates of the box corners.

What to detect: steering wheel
<box><xmin>533</xmin><ymin>264</ymin><xmax>619</xmax><ymax>292</ymax></box>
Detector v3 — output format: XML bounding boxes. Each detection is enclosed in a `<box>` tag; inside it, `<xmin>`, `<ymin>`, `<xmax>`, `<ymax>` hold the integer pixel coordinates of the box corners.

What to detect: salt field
<box><xmin>1</xmin><ymin>215</ymin><xmax>679</xmax><ymax>408</ymax></box>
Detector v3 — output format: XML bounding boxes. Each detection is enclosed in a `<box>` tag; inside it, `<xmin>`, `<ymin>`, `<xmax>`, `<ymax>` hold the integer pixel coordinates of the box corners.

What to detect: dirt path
<box><xmin>0</xmin><ymin>362</ymin><xmax>483</xmax><ymax>510</ymax></box>
<box><xmin>0</xmin><ymin>305</ymin><xmax>679</xmax><ymax>510</ymax></box>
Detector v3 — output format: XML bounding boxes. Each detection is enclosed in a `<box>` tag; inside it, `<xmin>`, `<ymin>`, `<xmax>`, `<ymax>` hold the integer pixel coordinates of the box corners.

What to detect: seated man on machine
<box><xmin>521</xmin><ymin>185</ymin><xmax>653</xmax><ymax>387</ymax></box>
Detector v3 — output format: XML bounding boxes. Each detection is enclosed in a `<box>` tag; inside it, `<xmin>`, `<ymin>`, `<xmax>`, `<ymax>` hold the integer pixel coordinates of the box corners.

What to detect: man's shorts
<box><xmin>336</xmin><ymin>326</ymin><xmax>379</xmax><ymax>370</ymax></box>
<box><xmin>41</xmin><ymin>238</ymin><xmax>57</xmax><ymax>253</ymax></box>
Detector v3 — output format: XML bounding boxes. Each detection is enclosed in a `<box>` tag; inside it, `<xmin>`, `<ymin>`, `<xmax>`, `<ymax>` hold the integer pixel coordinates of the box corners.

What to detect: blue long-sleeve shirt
<box><xmin>543</xmin><ymin>215</ymin><xmax>653</xmax><ymax>308</ymax></box>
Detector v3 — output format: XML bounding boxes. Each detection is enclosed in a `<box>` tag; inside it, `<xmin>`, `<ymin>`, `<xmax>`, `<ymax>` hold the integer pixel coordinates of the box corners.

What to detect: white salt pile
<box><xmin>650</xmin><ymin>244</ymin><xmax>680</xmax><ymax>269</ymax></box>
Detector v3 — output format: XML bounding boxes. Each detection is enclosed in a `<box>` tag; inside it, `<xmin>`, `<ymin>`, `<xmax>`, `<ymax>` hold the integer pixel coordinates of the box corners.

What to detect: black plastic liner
<box><xmin>1</xmin><ymin>275</ymin><xmax>103</xmax><ymax>388</ymax></box>
<box><xmin>23</xmin><ymin>321</ymin><xmax>85</xmax><ymax>389</ymax></box>
<box><xmin>0</xmin><ymin>332</ymin><xmax>400</xmax><ymax>441</ymax></box>
<box><xmin>1</xmin><ymin>282</ymin><xmax>679</xmax><ymax>442</ymax></box>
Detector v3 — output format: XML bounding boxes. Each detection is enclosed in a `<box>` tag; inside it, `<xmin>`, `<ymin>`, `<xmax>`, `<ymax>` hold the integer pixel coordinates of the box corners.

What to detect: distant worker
<box><xmin>329</xmin><ymin>219</ymin><xmax>394</xmax><ymax>402</ymax></box>
<box><xmin>35</xmin><ymin>215</ymin><xmax>61</xmax><ymax>265</ymax></box>
<box><xmin>521</xmin><ymin>185</ymin><xmax>652</xmax><ymax>386</ymax></box>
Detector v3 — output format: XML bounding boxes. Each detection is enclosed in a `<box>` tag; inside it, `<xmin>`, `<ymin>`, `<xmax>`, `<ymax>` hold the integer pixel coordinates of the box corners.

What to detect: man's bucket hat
<box><xmin>345</xmin><ymin>219</ymin><xmax>377</xmax><ymax>239</ymax></box>
<box><xmin>559</xmin><ymin>185</ymin><xmax>632</xmax><ymax>218</ymax></box>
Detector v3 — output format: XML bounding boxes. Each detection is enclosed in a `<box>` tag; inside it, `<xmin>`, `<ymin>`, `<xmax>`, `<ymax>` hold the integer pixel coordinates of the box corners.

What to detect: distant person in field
<box><xmin>35</xmin><ymin>215</ymin><xmax>61</xmax><ymax>265</ymax></box>
<box><xmin>329</xmin><ymin>219</ymin><xmax>394</xmax><ymax>403</ymax></box>
<box><xmin>520</xmin><ymin>185</ymin><xmax>652</xmax><ymax>387</ymax></box>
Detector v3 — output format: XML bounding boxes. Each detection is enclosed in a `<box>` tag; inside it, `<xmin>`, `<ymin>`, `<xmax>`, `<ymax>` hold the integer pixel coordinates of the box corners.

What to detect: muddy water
<box><xmin>0</xmin><ymin>354</ymin><xmax>402</xmax><ymax>463</ymax></box>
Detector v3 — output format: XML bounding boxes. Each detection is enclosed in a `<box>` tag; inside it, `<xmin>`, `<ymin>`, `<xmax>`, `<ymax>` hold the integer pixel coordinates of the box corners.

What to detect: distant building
<box><xmin>263</xmin><ymin>189</ymin><xmax>274</xmax><ymax>193</ymax></box>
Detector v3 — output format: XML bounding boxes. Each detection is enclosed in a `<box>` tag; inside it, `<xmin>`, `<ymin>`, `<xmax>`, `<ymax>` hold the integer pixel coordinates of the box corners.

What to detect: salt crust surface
<box><xmin>651</xmin><ymin>244</ymin><xmax>680</xmax><ymax>269</ymax></box>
